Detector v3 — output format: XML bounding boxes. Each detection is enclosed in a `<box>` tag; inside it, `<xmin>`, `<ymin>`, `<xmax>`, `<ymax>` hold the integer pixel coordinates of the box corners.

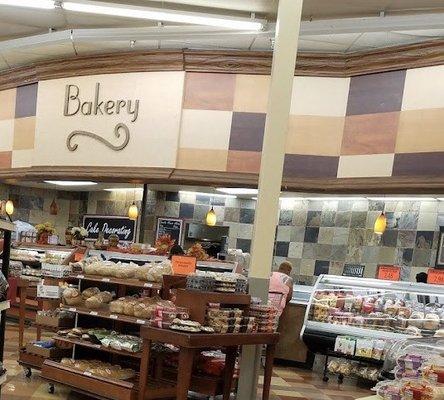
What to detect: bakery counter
<box><xmin>275</xmin><ymin>302</ymin><xmax>311</xmax><ymax>365</ymax></box>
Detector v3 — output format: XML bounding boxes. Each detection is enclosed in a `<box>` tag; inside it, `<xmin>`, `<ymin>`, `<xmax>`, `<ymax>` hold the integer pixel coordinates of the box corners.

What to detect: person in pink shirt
<box><xmin>269</xmin><ymin>261</ymin><xmax>294</xmax><ymax>316</ymax></box>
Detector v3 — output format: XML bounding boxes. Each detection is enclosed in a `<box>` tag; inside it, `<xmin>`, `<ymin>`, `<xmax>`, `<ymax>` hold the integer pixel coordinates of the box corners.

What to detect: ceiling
<box><xmin>1</xmin><ymin>1</ymin><xmax>444</xmax><ymax>70</ymax></box>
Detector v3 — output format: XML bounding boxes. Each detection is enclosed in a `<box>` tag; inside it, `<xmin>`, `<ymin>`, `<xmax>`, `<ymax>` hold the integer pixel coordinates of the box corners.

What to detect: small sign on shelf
<box><xmin>377</xmin><ymin>265</ymin><xmax>401</xmax><ymax>281</ymax></box>
<box><xmin>427</xmin><ymin>268</ymin><xmax>444</xmax><ymax>285</ymax></box>
<box><xmin>172</xmin><ymin>255</ymin><xmax>197</xmax><ymax>276</ymax></box>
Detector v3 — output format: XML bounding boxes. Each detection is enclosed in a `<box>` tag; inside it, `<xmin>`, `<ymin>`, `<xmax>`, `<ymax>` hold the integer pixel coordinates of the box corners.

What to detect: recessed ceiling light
<box><xmin>63</xmin><ymin>1</ymin><xmax>265</xmax><ymax>30</ymax></box>
<box><xmin>179</xmin><ymin>191</ymin><xmax>236</xmax><ymax>199</ymax></box>
<box><xmin>367</xmin><ymin>197</ymin><xmax>437</xmax><ymax>201</ymax></box>
<box><xmin>304</xmin><ymin>197</ymin><xmax>366</xmax><ymax>201</ymax></box>
<box><xmin>216</xmin><ymin>188</ymin><xmax>258</xmax><ymax>195</ymax></box>
<box><xmin>104</xmin><ymin>188</ymin><xmax>143</xmax><ymax>192</ymax></box>
<box><xmin>44</xmin><ymin>180</ymin><xmax>97</xmax><ymax>186</ymax></box>
<box><xmin>0</xmin><ymin>0</ymin><xmax>55</xmax><ymax>9</ymax></box>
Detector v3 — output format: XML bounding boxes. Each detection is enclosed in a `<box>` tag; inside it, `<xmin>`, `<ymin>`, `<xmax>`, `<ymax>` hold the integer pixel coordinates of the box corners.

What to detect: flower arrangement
<box><xmin>154</xmin><ymin>234</ymin><xmax>175</xmax><ymax>255</ymax></box>
<box><xmin>35</xmin><ymin>222</ymin><xmax>56</xmax><ymax>235</ymax></box>
<box><xmin>35</xmin><ymin>222</ymin><xmax>56</xmax><ymax>244</ymax></box>
<box><xmin>71</xmin><ymin>226</ymin><xmax>89</xmax><ymax>240</ymax></box>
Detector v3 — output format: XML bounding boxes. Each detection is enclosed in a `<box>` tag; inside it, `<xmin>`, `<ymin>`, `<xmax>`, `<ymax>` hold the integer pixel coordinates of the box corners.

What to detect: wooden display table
<box><xmin>138</xmin><ymin>326</ymin><xmax>279</xmax><ymax>400</ymax></box>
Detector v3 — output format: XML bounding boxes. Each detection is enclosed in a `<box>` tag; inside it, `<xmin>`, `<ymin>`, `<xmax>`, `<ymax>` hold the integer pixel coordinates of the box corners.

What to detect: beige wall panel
<box><xmin>34</xmin><ymin>72</ymin><xmax>185</xmax><ymax>167</ymax></box>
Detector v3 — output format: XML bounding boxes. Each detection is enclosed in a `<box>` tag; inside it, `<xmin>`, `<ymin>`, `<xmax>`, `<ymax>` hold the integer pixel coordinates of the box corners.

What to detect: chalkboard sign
<box><xmin>156</xmin><ymin>217</ymin><xmax>183</xmax><ymax>246</ymax></box>
<box><xmin>83</xmin><ymin>215</ymin><xmax>136</xmax><ymax>242</ymax></box>
<box><xmin>342</xmin><ymin>264</ymin><xmax>365</xmax><ymax>277</ymax></box>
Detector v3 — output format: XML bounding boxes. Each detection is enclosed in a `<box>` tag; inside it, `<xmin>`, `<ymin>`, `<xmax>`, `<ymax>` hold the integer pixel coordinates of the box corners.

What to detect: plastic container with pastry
<box><xmin>62</xmin><ymin>287</ymin><xmax>83</xmax><ymax>306</ymax></box>
<box><xmin>409</xmin><ymin>312</ymin><xmax>426</xmax><ymax>329</ymax></box>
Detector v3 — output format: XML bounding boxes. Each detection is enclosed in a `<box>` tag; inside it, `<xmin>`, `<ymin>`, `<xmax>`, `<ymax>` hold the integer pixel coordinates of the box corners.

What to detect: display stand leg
<box><xmin>0</xmin><ymin>230</ymin><xmax>11</xmax><ymax>397</ymax></box>
<box><xmin>323</xmin><ymin>354</ymin><xmax>329</xmax><ymax>382</ymax></box>
<box><xmin>222</xmin><ymin>346</ymin><xmax>237</xmax><ymax>400</ymax></box>
<box><xmin>19</xmin><ymin>285</ymin><xmax>26</xmax><ymax>349</ymax></box>
<box><xmin>36</xmin><ymin>299</ymin><xmax>43</xmax><ymax>341</ymax></box>
<box><xmin>176</xmin><ymin>347</ymin><xmax>195</xmax><ymax>400</ymax></box>
<box><xmin>262</xmin><ymin>344</ymin><xmax>276</xmax><ymax>400</ymax></box>
<box><xmin>138</xmin><ymin>339</ymin><xmax>151</xmax><ymax>400</ymax></box>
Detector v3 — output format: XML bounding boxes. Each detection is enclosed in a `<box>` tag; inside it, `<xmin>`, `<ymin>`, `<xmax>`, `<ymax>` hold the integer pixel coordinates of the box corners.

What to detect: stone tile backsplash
<box><xmin>149</xmin><ymin>192</ymin><xmax>442</xmax><ymax>283</ymax></box>
<box><xmin>1</xmin><ymin>184</ymin><xmax>442</xmax><ymax>283</ymax></box>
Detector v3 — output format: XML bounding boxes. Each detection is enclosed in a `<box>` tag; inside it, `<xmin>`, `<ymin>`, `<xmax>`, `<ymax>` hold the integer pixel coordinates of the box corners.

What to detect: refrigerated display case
<box><xmin>301</xmin><ymin>275</ymin><xmax>444</xmax><ymax>355</ymax></box>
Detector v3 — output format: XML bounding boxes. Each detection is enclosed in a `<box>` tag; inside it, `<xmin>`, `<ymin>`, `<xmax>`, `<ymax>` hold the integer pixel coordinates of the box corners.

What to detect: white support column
<box><xmin>237</xmin><ymin>0</ymin><xmax>304</xmax><ymax>398</ymax></box>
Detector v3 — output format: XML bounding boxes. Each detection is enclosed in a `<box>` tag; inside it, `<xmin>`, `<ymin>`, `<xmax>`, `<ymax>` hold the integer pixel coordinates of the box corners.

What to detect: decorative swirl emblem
<box><xmin>67</xmin><ymin>123</ymin><xmax>130</xmax><ymax>152</ymax></box>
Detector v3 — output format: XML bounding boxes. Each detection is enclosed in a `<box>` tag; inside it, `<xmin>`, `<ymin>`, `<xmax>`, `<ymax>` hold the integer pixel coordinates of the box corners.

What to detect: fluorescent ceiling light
<box><xmin>304</xmin><ymin>197</ymin><xmax>366</xmax><ymax>201</ymax></box>
<box><xmin>63</xmin><ymin>1</ymin><xmax>264</xmax><ymax>30</ymax></box>
<box><xmin>179</xmin><ymin>191</ymin><xmax>236</xmax><ymax>199</ymax></box>
<box><xmin>44</xmin><ymin>180</ymin><xmax>97</xmax><ymax>186</ymax></box>
<box><xmin>0</xmin><ymin>0</ymin><xmax>54</xmax><ymax>9</ymax></box>
<box><xmin>216</xmin><ymin>188</ymin><xmax>258</xmax><ymax>195</ymax></box>
<box><xmin>104</xmin><ymin>188</ymin><xmax>143</xmax><ymax>192</ymax></box>
<box><xmin>367</xmin><ymin>197</ymin><xmax>437</xmax><ymax>201</ymax></box>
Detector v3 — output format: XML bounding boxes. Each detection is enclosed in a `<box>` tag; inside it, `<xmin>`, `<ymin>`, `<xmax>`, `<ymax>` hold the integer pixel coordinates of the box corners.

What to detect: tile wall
<box><xmin>0</xmin><ymin>183</ymin><xmax>88</xmax><ymax>240</ymax></box>
<box><xmin>1</xmin><ymin>184</ymin><xmax>441</xmax><ymax>283</ymax></box>
<box><xmin>147</xmin><ymin>191</ymin><xmax>442</xmax><ymax>283</ymax></box>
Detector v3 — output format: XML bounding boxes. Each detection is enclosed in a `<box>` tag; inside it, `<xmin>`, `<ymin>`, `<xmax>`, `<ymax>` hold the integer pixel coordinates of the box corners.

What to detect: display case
<box><xmin>301</xmin><ymin>275</ymin><xmax>444</xmax><ymax>355</ymax></box>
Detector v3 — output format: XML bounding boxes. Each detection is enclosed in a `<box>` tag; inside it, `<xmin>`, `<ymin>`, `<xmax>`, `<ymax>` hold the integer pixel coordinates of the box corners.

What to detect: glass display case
<box><xmin>301</xmin><ymin>275</ymin><xmax>444</xmax><ymax>352</ymax></box>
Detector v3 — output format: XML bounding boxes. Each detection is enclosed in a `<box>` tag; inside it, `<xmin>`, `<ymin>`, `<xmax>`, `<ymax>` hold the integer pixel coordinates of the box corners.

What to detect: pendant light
<box><xmin>5</xmin><ymin>200</ymin><xmax>14</xmax><ymax>216</ymax></box>
<box><xmin>128</xmin><ymin>185</ymin><xmax>139</xmax><ymax>221</ymax></box>
<box><xmin>128</xmin><ymin>203</ymin><xmax>138</xmax><ymax>220</ymax></box>
<box><xmin>206</xmin><ymin>206</ymin><xmax>217</xmax><ymax>226</ymax></box>
<box><xmin>374</xmin><ymin>212</ymin><xmax>387</xmax><ymax>235</ymax></box>
<box><xmin>49</xmin><ymin>198</ymin><xmax>58</xmax><ymax>215</ymax></box>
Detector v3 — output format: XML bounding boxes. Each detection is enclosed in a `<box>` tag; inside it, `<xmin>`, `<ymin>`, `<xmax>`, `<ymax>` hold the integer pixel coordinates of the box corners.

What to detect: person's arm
<box><xmin>284</xmin><ymin>276</ymin><xmax>293</xmax><ymax>303</ymax></box>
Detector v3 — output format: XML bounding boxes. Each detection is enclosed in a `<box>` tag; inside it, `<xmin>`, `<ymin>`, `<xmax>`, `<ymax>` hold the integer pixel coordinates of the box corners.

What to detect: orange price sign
<box><xmin>377</xmin><ymin>265</ymin><xmax>401</xmax><ymax>281</ymax></box>
<box><xmin>171</xmin><ymin>256</ymin><xmax>196</xmax><ymax>276</ymax></box>
<box><xmin>427</xmin><ymin>268</ymin><xmax>444</xmax><ymax>285</ymax></box>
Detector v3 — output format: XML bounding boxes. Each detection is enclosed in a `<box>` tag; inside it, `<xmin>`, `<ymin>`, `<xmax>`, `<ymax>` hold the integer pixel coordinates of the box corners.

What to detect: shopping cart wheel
<box><xmin>322</xmin><ymin>375</ymin><xmax>329</xmax><ymax>382</ymax></box>
<box><xmin>338</xmin><ymin>374</ymin><xmax>344</xmax><ymax>385</ymax></box>
<box><xmin>48</xmin><ymin>383</ymin><xmax>55</xmax><ymax>394</ymax></box>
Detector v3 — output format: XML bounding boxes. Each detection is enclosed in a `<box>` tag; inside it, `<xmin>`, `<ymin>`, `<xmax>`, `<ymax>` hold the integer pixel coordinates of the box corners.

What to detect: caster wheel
<box><xmin>48</xmin><ymin>384</ymin><xmax>55</xmax><ymax>394</ymax></box>
<box><xmin>338</xmin><ymin>375</ymin><xmax>344</xmax><ymax>385</ymax></box>
<box><xmin>322</xmin><ymin>376</ymin><xmax>329</xmax><ymax>382</ymax></box>
<box><xmin>24</xmin><ymin>367</ymin><xmax>31</xmax><ymax>378</ymax></box>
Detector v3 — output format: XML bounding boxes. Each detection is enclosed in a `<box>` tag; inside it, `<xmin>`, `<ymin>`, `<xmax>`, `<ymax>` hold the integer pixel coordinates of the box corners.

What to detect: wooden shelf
<box><xmin>60</xmin><ymin>305</ymin><xmax>151</xmax><ymax>326</ymax></box>
<box><xmin>18</xmin><ymin>349</ymin><xmax>45</xmax><ymax>371</ymax></box>
<box><xmin>42</xmin><ymin>360</ymin><xmax>138</xmax><ymax>400</ymax></box>
<box><xmin>53</xmin><ymin>336</ymin><xmax>142</xmax><ymax>359</ymax></box>
<box><xmin>70</xmin><ymin>274</ymin><xmax>162</xmax><ymax>290</ymax></box>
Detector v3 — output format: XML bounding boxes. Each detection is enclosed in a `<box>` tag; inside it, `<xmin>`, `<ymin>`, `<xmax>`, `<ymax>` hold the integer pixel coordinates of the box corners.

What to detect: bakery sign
<box><xmin>63</xmin><ymin>83</ymin><xmax>140</xmax><ymax>152</ymax></box>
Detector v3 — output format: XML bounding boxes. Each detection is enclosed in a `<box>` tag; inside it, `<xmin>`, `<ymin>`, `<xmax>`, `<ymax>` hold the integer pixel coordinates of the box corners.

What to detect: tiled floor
<box><xmin>1</xmin><ymin>322</ymin><xmax>373</xmax><ymax>399</ymax></box>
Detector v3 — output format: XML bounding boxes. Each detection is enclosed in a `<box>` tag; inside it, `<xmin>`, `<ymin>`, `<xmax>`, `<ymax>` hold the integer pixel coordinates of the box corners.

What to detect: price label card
<box><xmin>377</xmin><ymin>265</ymin><xmax>401</xmax><ymax>281</ymax></box>
<box><xmin>136</xmin><ymin>319</ymin><xmax>146</xmax><ymax>325</ymax></box>
<box><xmin>172</xmin><ymin>256</ymin><xmax>197</xmax><ymax>276</ymax></box>
<box><xmin>89</xmin><ymin>311</ymin><xmax>98</xmax><ymax>316</ymax></box>
<box><xmin>69</xmin><ymin>307</ymin><xmax>77</xmax><ymax>312</ymax></box>
<box><xmin>110</xmin><ymin>314</ymin><xmax>118</xmax><ymax>320</ymax></box>
<box><xmin>76</xmin><ymin>275</ymin><xmax>85</xmax><ymax>279</ymax></box>
<box><xmin>83</xmin><ymin>371</ymin><xmax>92</xmax><ymax>377</ymax></box>
<box><xmin>144</xmin><ymin>283</ymin><xmax>153</xmax><ymax>288</ymax></box>
<box><xmin>102</xmin><ymin>278</ymin><xmax>110</xmax><ymax>282</ymax></box>
<box><xmin>427</xmin><ymin>268</ymin><xmax>444</xmax><ymax>285</ymax></box>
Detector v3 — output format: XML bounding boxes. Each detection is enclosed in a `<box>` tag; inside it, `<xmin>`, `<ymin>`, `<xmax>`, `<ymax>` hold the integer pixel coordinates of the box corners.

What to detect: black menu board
<box><xmin>82</xmin><ymin>215</ymin><xmax>136</xmax><ymax>242</ymax></box>
<box><xmin>342</xmin><ymin>264</ymin><xmax>365</xmax><ymax>278</ymax></box>
<box><xmin>155</xmin><ymin>217</ymin><xmax>183</xmax><ymax>246</ymax></box>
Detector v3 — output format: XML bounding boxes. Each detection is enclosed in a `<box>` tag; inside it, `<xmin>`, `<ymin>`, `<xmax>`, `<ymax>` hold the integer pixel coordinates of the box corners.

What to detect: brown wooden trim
<box><xmin>2</xmin><ymin>40</ymin><xmax>444</xmax><ymax>90</ymax></box>
<box><xmin>2</xmin><ymin>166</ymin><xmax>444</xmax><ymax>193</ymax></box>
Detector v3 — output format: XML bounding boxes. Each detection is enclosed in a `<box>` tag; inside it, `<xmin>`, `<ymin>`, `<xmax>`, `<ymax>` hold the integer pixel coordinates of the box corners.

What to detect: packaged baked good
<box><xmin>82</xmin><ymin>287</ymin><xmax>100</xmax><ymax>300</ymax></box>
<box><xmin>409</xmin><ymin>312</ymin><xmax>425</xmax><ymax>329</ymax></box>
<box><xmin>109</xmin><ymin>299</ymin><xmax>125</xmax><ymax>314</ymax></box>
<box><xmin>423</xmin><ymin>314</ymin><xmax>440</xmax><ymax>331</ymax></box>
<box><xmin>62</xmin><ymin>288</ymin><xmax>83</xmax><ymax>306</ymax></box>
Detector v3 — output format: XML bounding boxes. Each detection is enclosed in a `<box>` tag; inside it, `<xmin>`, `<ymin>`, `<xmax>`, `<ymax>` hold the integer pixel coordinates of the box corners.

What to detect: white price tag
<box><xmin>144</xmin><ymin>283</ymin><xmax>153</xmax><ymax>288</ymax></box>
<box><xmin>89</xmin><ymin>311</ymin><xmax>98</xmax><ymax>316</ymax></box>
<box><xmin>93</xmin><ymin>344</ymin><xmax>101</xmax><ymax>349</ymax></box>
<box><xmin>83</xmin><ymin>371</ymin><xmax>92</xmax><ymax>377</ymax></box>
<box><xmin>76</xmin><ymin>275</ymin><xmax>85</xmax><ymax>279</ymax></box>
<box><xmin>69</xmin><ymin>307</ymin><xmax>77</xmax><ymax>312</ymax></box>
<box><xmin>136</xmin><ymin>319</ymin><xmax>146</xmax><ymax>325</ymax></box>
<box><xmin>102</xmin><ymin>278</ymin><xmax>110</xmax><ymax>282</ymax></box>
<box><xmin>110</xmin><ymin>314</ymin><xmax>118</xmax><ymax>320</ymax></box>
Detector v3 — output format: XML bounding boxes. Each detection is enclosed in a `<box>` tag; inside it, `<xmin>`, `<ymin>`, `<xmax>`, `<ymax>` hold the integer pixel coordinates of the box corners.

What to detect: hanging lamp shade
<box><xmin>5</xmin><ymin>200</ymin><xmax>14</xmax><ymax>216</ymax></box>
<box><xmin>374</xmin><ymin>212</ymin><xmax>387</xmax><ymax>235</ymax></box>
<box><xmin>50</xmin><ymin>198</ymin><xmax>58</xmax><ymax>215</ymax></box>
<box><xmin>206</xmin><ymin>207</ymin><xmax>217</xmax><ymax>226</ymax></box>
<box><xmin>128</xmin><ymin>202</ymin><xmax>138</xmax><ymax>220</ymax></box>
